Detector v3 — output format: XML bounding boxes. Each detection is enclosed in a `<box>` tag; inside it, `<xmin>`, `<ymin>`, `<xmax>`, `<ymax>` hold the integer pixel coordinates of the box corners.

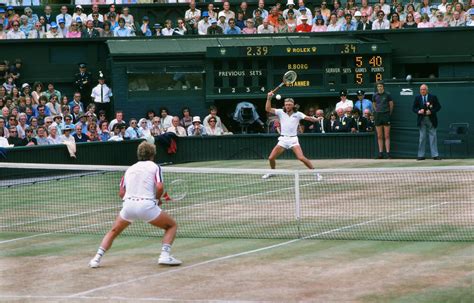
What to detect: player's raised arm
<box><xmin>266</xmin><ymin>92</ymin><xmax>276</xmax><ymax>114</ymax></box>
<box><xmin>303</xmin><ymin>115</ymin><xmax>319</xmax><ymax>123</ymax></box>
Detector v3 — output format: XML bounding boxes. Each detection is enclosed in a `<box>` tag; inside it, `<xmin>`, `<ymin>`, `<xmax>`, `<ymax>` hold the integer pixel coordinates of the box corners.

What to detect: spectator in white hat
<box><xmin>72</xmin><ymin>5</ymin><xmax>87</xmax><ymax>25</ymax></box>
<box><xmin>283</xmin><ymin>0</ymin><xmax>300</xmax><ymax>19</ymax></box>
<box><xmin>187</xmin><ymin>116</ymin><xmax>207</xmax><ymax>136</ymax></box>
<box><xmin>45</xmin><ymin>22</ymin><xmax>63</xmax><ymax>38</ymax></box>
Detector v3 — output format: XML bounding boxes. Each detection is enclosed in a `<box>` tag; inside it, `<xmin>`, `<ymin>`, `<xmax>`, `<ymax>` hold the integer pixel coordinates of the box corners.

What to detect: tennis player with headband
<box><xmin>89</xmin><ymin>141</ymin><xmax>181</xmax><ymax>268</ymax></box>
<box><xmin>262</xmin><ymin>91</ymin><xmax>323</xmax><ymax>180</ymax></box>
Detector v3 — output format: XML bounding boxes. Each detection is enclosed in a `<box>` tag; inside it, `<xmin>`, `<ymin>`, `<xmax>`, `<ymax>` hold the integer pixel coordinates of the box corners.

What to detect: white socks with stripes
<box><xmin>93</xmin><ymin>247</ymin><xmax>106</xmax><ymax>262</ymax></box>
<box><xmin>160</xmin><ymin>244</ymin><xmax>171</xmax><ymax>258</ymax></box>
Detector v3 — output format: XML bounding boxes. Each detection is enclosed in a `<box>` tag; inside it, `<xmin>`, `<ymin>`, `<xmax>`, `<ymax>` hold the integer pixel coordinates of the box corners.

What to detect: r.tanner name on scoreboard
<box><xmin>325</xmin><ymin>67</ymin><xmax>385</xmax><ymax>73</ymax></box>
<box><xmin>287</xmin><ymin>81</ymin><xmax>310</xmax><ymax>87</ymax></box>
<box><xmin>218</xmin><ymin>70</ymin><xmax>263</xmax><ymax>77</ymax></box>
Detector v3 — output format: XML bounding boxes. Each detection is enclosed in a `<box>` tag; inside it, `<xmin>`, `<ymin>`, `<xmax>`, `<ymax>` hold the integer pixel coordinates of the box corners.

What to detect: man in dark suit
<box><xmin>335</xmin><ymin>108</ymin><xmax>351</xmax><ymax>132</ymax></box>
<box><xmin>412</xmin><ymin>84</ymin><xmax>442</xmax><ymax>160</ymax></box>
<box><xmin>350</xmin><ymin>108</ymin><xmax>368</xmax><ymax>133</ymax></box>
<box><xmin>313</xmin><ymin>109</ymin><xmax>331</xmax><ymax>133</ymax></box>
<box><xmin>357</xmin><ymin>12</ymin><xmax>372</xmax><ymax>30</ymax></box>
<box><xmin>41</xmin><ymin>5</ymin><xmax>55</xmax><ymax>26</ymax></box>
<box><xmin>74</xmin><ymin>63</ymin><xmax>92</xmax><ymax>108</ymax></box>
<box><xmin>82</xmin><ymin>20</ymin><xmax>101</xmax><ymax>38</ymax></box>
<box><xmin>91</xmin><ymin>13</ymin><xmax>104</xmax><ymax>29</ymax></box>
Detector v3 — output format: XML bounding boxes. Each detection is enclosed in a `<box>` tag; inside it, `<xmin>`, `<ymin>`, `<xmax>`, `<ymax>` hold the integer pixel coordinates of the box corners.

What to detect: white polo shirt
<box><xmin>335</xmin><ymin>99</ymin><xmax>354</xmax><ymax>111</ymax></box>
<box><xmin>121</xmin><ymin>161</ymin><xmax>163</xmax><ymax>201</ymax></box>
<box><xmin>275</xmin><ymin>109</ymin><xmax>306</xmax><ymax>136</ymax></box>
<box><xmin>91</xmin><ymin>83</ymin><xmax>113</xmax><ymax>103</ymax></box>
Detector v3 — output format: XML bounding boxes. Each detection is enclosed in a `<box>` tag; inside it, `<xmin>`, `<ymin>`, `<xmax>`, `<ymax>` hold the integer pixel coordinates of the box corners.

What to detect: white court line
<box><xmin>0</xmin><ymin>220</ymin><xmax>114</xmax><ymax>244</ymax></box>
<box><xmin>69</xmin><ymin>200</ymin><xmax>453</xmax><ymax>298</ymax></box>
<box><xmin>0</xmin><ymin>294</ymin><xmax>268</xmax><ymax>302</ymax></box>
<box><xmin>0</xmin><ymin>206</ymin><xmax>118</xmax><ymax>229</ymax></box>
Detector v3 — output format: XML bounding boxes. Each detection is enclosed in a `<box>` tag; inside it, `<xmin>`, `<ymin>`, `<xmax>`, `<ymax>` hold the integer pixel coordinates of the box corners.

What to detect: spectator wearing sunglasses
<box><xmin>372</xmin><ymin>11</ymin><xmax>390</xmax><ymax>29</ymax></box>
<box><xmin>8</xmin><ymin>126</ymin><xmax>27</xmax><ymax>146</ymax></box>
<box><xmin>7</xmin><ymin>21</ymin><xmax>26</xmax><ymax>39</ymax></box>
<box><xmin>27</xmin><ymin>22</ymin><xmax>44</xmax><ymax>39</ymax></box>
<box><xmin>87</xmin><ymin>4</ymin><xmax>104</xmax><ymax>23</ymax></box>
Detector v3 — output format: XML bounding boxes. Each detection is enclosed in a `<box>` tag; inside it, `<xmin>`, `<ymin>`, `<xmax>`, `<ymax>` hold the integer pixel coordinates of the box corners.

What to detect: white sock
<box><xmin>94</xmin><ymin>247</ymin><xmax>106</xmax><ymax>260</ymax></box>
<box><xmin>161</xmin><ymin>244</ymin><xmax>171</xmax><ymax>257</ymax></box>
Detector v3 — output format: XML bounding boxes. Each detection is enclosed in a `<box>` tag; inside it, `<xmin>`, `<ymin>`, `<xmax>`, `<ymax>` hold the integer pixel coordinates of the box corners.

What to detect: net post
<box><xmin>294</xmin><ymin>172</ymin><xmax>301</xmax><ymax>238</ymax></box>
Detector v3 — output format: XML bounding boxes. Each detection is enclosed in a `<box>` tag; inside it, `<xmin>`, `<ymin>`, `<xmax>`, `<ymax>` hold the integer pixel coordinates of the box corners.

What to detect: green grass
<box><xmin>1</xmin><ymin>232</ymin><xmax>471</xmax><ymax>301</ymax></box>
<box><xmin>1</xmin><ymin>160</ymin><xmax>473</xmax><ymax>241</ymax></box>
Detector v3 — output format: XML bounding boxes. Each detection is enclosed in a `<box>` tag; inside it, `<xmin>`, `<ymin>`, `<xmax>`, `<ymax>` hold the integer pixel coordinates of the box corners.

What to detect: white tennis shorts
<box><xmin>119</xmin><ymin>198</ymin><xmax>161</xmax><ymax>223</ymax></box>
<box><xmin>277</xmin><ymin>136</ymin><xmax>300</xmax><ymax>150</ymax></box>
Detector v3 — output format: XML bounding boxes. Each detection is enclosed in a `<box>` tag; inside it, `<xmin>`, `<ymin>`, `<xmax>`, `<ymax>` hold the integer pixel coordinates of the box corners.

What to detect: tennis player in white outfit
<box><xmin>263</xmin><ymin>92</ymin><xmax>322</xmax><ymax>180</ymax></box>
<box><xmin>89</xmin><ymin>142</ymin><xmax>181</xmax><ymax>268</ymax></box>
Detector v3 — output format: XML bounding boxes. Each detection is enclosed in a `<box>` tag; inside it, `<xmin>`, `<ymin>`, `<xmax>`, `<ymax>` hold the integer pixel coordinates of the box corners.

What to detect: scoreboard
<box><xmin>205</xmin><ymin>42</ymin><xmax>392</xmax><ymax>99</ymax></box>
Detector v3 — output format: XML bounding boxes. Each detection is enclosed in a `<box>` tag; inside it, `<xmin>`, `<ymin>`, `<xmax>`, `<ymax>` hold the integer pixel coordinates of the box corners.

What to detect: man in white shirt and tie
<box><xmin>91</xmin><ymin>71</ymin><xmax>113</xmax><ymax>118</ymax></box>
<box><xmin>56</xmin><ymin>5</ymin><xmax>72</xmax><ymax>28</ymax></box>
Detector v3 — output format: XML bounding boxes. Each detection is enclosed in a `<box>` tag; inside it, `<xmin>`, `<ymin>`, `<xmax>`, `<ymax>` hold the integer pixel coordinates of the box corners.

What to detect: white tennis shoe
<box><xmin>262</xmin><ymin>173</ymin><xmax>274</xmax><ymax>179</ymax></box>
<box><xmin>158</xmin><ymin>255</ymin><xmax>182</xmax><ymax>266</ymax></box>
<box><xmin>315</xmin><ymin>173</ymin><xmax>323</xmax><ymax>181</ymax></box>
<box><xmin>88</xmin><ymin>258</ymin><xmax>101</xmax><ymax>268</ymax></box>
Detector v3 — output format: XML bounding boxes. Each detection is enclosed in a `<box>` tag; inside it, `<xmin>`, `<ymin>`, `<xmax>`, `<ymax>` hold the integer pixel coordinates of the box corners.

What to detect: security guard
<box><xmin>74</xmin><ymin>63</ymin><xmax>92</xmax><ymax>107</ymax></box>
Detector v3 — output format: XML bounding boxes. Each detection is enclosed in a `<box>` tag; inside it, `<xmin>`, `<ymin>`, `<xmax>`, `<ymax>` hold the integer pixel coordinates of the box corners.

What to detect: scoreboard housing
<box><xmin>206</xmin><ymin>41</ymin><xmax>392</xmax><ymax>99</ymax></box>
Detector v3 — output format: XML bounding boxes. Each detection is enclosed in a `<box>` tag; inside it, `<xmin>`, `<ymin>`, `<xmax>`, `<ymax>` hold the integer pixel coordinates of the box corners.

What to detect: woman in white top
<box><xmin>138</xmin><ymin>118</ymin><xmax>151</xmax><ymax>138</ymax></box>
<box><xmin>16</xmin><ymin>113</ymin><xmax>29</xmax><ymax>139</ymax></box>
<box><xmin>150</xmin><ymin>116</ymin><xmax>162</xmax><ymax>136</ymax></box>
<box><xmin>119</xmin><ymin>7</ymin><xmax>135</xmax><ymax>29</ymax></box>
<box><xmin>162</xmin><ymin>19</ymin><xmax>174</xmax><ymax>36</ymax></box>
<box><xmin>72</xmin><ymin>6</ymin><xmax>87</xmax><ymax>24</ymax></box>
<box><xmin>262</xmin><ymin>92</ymin><xmax>322</xmax><ymax>180</ymax></box>
<box><xmin>205</xmin><ymin>117</ymin><xmax>224</xmax><ymax>136</ymax></box>
<box><xmin>326</xmin><ymin>13</ymin><xmax>341</xmax><ymax>31</ymax></box>
<box><xmin>89</xmin><ymin>142</ymin><xmax>181</xmax><ymax>268</ymax></box>
<box><xmin>0</xmin><ymin>128</ymin><xmax>9</xmax><ymax>147</ymax></box>
<box><xmin>45</xmin><ymin>95</ymin><xmax>61</xmax><ymax>116</ymax></box>
<box><xmin>31</xmin><ymin>82</ymin><xmax>43</xmax><ymax>105</ymax></box>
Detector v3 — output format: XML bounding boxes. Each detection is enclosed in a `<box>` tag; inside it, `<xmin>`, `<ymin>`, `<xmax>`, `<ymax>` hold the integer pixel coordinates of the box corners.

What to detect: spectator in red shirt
<box><xmin>295</xmin><ymin>15</ymin><xmax>311</xmax><ymax>32</ymax></box>
<box><xmin>267</xmin><ymin>6</ymin><xmax>280</xmax><ymax>27</ymax></box>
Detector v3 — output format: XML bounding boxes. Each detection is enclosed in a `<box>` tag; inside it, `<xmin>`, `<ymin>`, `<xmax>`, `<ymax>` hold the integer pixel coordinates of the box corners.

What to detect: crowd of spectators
<box><xmin>0</xmin><ymin>58</ymin><xmax>374</xmax><ymax>150</ymax></box>
<box><xmin>0</xmin><ymin>0</ymin><xmax>473</xmax><ymax>39</ymax></box>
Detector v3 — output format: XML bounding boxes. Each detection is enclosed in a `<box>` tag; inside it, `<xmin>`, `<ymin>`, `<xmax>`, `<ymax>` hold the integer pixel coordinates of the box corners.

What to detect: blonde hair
<box><xmin>137</xmin><ymin>141</ymin><xmax>156</xmax><ymax>161</ymax></box>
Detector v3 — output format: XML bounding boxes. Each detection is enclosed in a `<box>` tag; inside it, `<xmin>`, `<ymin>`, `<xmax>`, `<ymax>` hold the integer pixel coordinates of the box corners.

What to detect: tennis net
<box><xmin>0</xmin><ymin>163</ymin><xmax>473</xmax><ymax>241</ymax></box>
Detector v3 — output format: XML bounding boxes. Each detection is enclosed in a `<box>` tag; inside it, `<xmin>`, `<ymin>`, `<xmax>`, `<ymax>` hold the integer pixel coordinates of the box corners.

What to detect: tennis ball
<box><xmin>276</xmin><ymin>94</ymin><xmax>282</xmax><ymax>100</ymax></box>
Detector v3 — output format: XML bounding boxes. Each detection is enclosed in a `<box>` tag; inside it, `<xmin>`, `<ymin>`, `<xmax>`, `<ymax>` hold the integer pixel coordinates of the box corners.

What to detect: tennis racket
<box><xmin>162</xmin><ymin>179</ymin><xmax>188</xmax><ymax>202</ymax></box>
<box><xmin>270</xmin><ymin>70</ymin><xmax>298</xmax><ymax>93</ymax></box>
